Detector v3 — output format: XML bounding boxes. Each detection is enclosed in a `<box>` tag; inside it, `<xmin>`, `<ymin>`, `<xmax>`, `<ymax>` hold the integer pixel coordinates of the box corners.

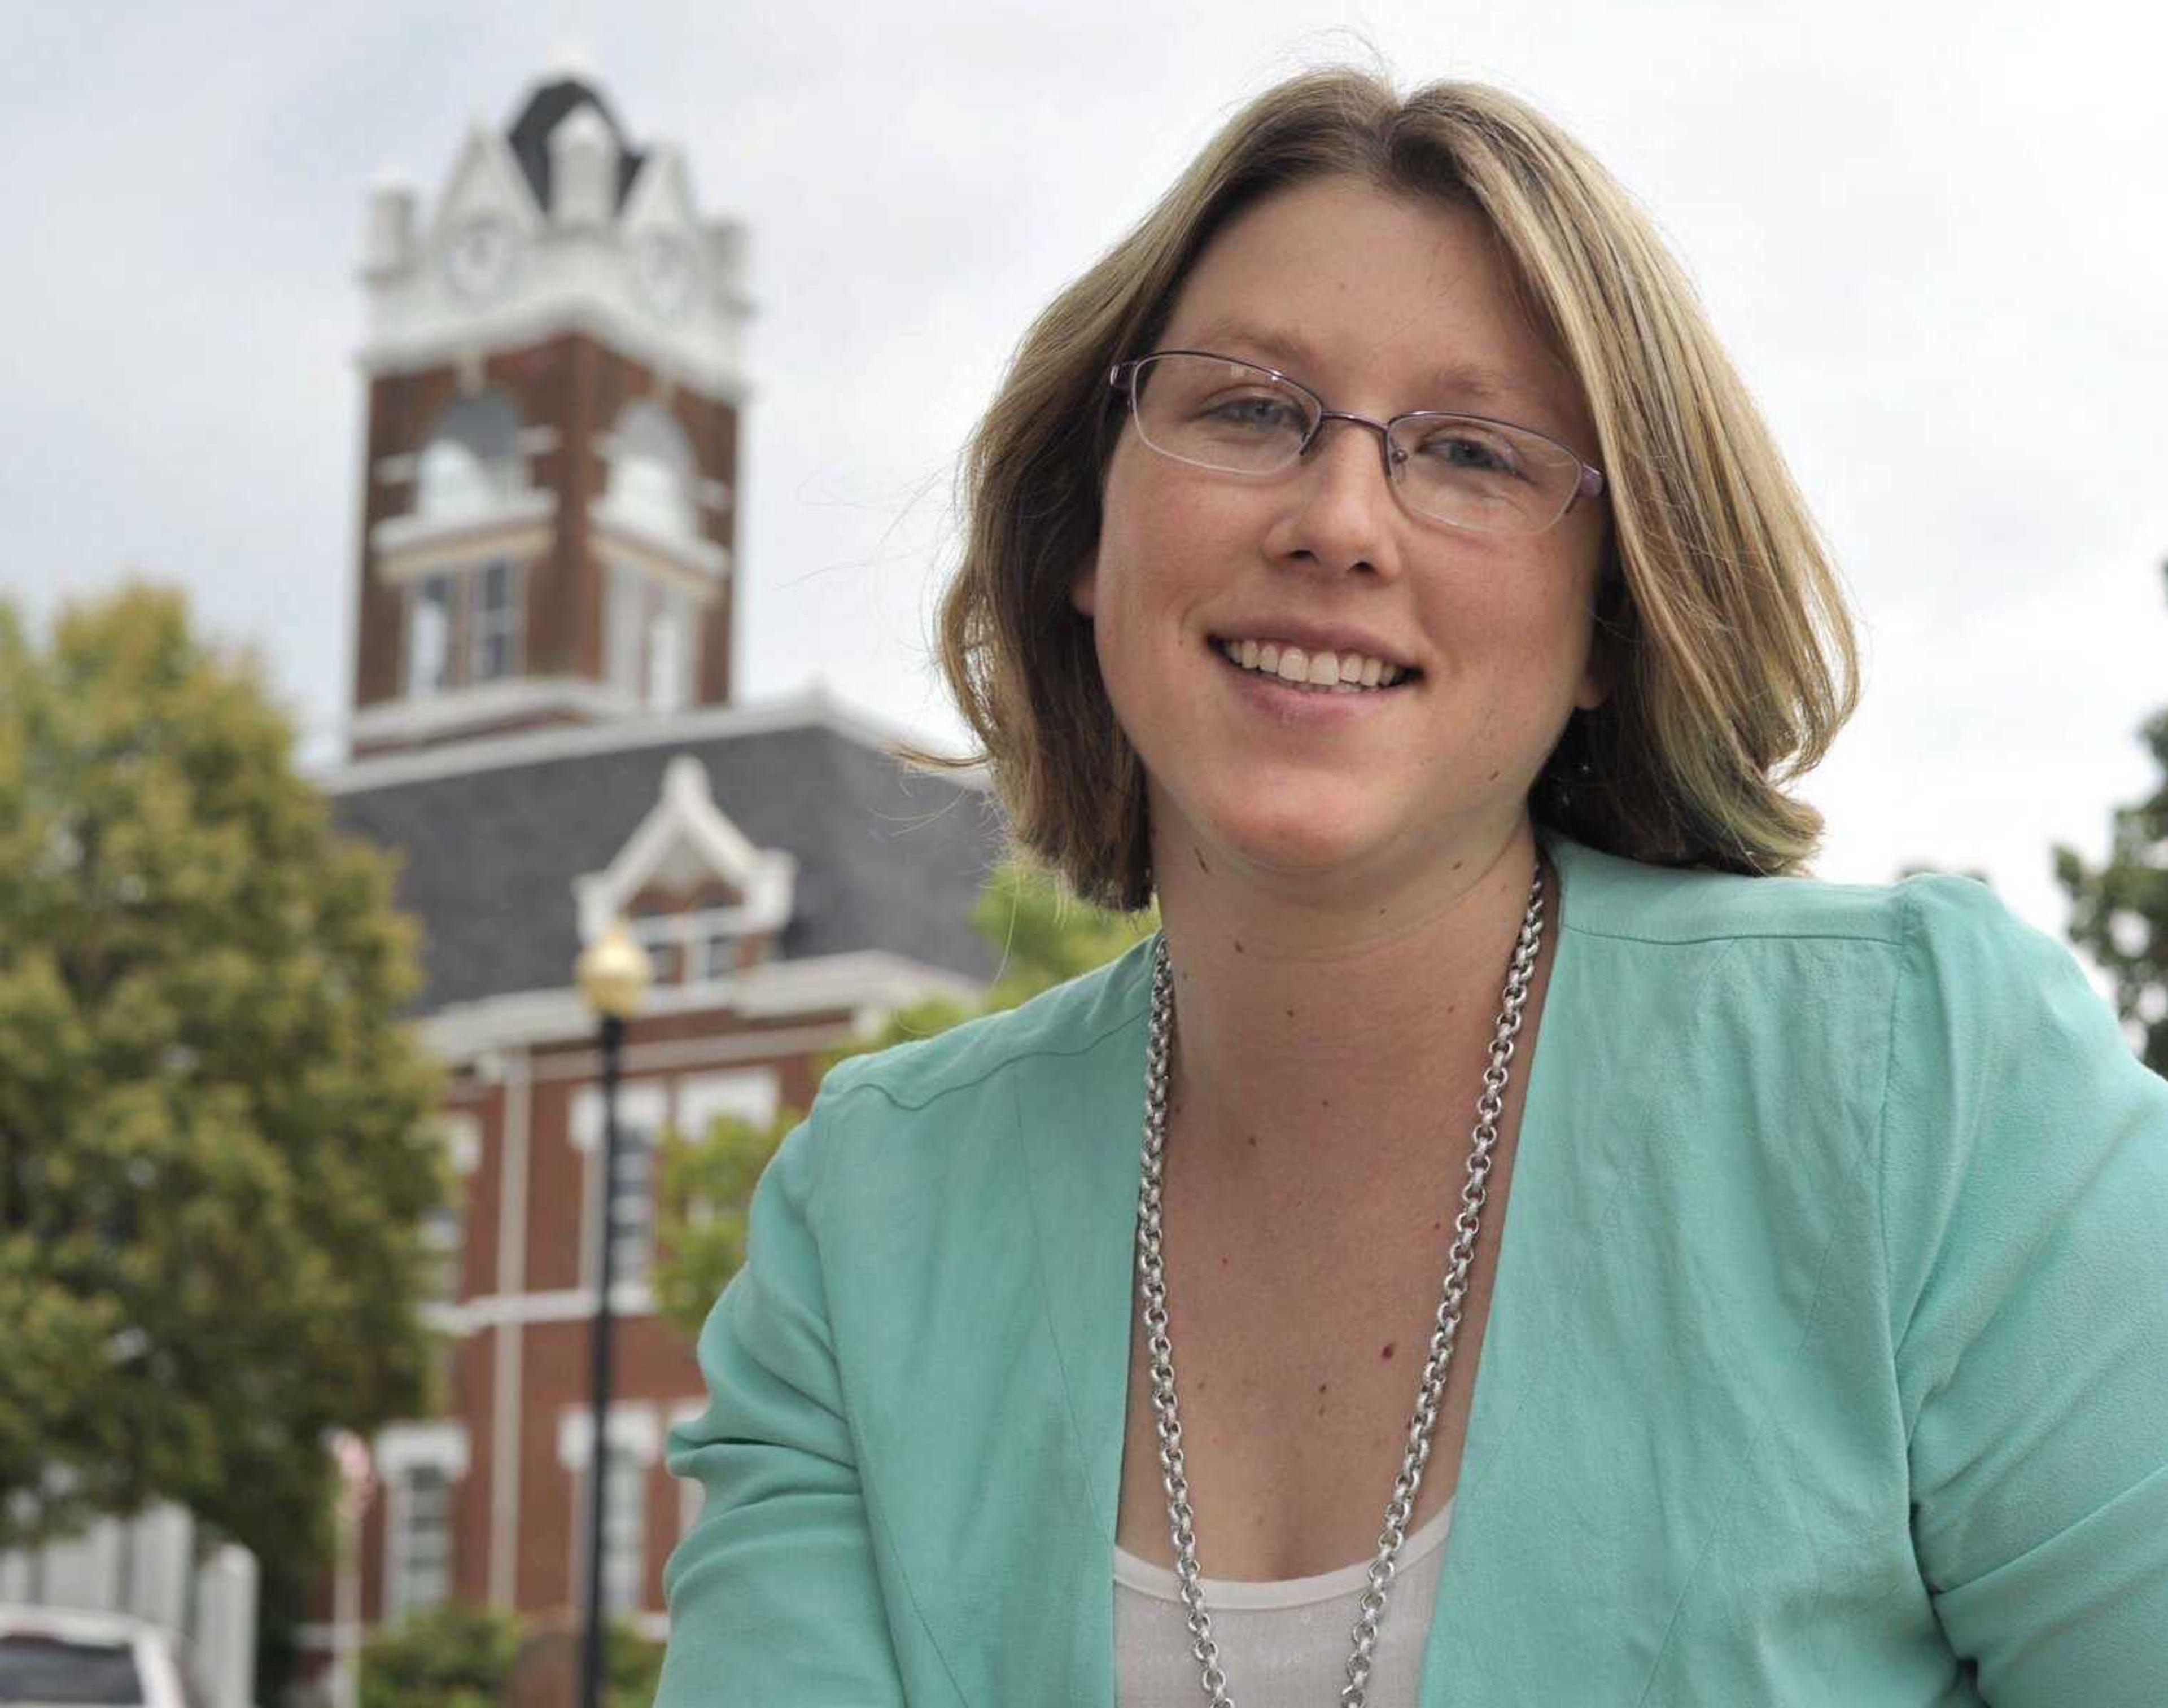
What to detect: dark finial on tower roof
<box><xmin>505</xmin><ymin>55</ymin><xmax>647</xmax><ymax>213</ymax></box>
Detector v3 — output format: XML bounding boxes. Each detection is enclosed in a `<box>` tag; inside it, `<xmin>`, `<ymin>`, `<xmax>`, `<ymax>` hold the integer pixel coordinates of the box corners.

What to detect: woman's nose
<box><xmin>1278</xmin><ymin>417</ymin><xmax>1404</xmax><ymax>579</ymax></box>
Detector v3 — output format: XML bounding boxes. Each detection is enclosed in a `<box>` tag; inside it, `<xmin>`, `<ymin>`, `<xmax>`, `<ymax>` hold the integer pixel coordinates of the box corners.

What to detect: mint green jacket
<box><xmin>657</xmin><ymin>836</ymin><xmax>2168</xmax><ymax>1705</ymax></box>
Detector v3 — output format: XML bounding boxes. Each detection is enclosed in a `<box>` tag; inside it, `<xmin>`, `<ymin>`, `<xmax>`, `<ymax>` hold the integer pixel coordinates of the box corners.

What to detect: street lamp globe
<box><xmin>575</xmin><ymin>919</ymin><xmax>653</xmax><ymax>1020</ymax></box>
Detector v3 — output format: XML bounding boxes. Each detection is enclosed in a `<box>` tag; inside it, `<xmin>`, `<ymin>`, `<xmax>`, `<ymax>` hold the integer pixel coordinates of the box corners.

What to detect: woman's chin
<box><xmin>1188</xmin><ymin>799</ymin><xmax>1408</xmax><ymax>890</ymax></box>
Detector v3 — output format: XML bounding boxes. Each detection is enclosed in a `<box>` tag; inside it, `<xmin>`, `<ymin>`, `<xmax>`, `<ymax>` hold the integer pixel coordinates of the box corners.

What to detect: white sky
<box><xmin>3</xmin><ymin>0</ymin><xmax>2163</xmax><ymax>939</ymax></box>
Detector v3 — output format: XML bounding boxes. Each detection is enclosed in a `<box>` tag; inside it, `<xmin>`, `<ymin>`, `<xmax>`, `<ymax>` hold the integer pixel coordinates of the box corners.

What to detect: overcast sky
<box><xmin>3</xmin><ymin>0</ymin><xmax>2163</xmax><ymax>939</ymax></box>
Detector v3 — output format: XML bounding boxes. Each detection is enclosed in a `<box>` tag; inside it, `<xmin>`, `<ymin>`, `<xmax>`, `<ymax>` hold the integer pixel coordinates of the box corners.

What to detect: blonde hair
<box><xmin>925</xmin><ymin>68</ymin><xmax>1859</xmax><ymax>911</ymax></box>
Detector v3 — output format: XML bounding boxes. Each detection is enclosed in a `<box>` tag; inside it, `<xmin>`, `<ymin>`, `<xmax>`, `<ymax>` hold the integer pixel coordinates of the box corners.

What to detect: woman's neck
<box><xmin>1149</xmin><ymin>815</ymin><xmax>1552</xmax><ymax>1184</ymax></box>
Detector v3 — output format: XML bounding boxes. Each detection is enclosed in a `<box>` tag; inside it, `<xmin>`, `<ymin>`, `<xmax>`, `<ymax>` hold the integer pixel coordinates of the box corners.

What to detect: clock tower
<box><xmin>347</xmin><ymin>68</ymin><xmax>751</xmax><ymax>758</ymax></box>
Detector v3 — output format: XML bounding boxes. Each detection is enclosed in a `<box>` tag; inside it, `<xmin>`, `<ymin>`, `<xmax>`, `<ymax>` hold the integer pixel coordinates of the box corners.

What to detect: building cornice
<box><xmin>354</xmin><ymin>300</ymin><xmax>750</xmax><ymax>408</ymax></box>
<box><xmin>416</xmin><ymin>949</ymin><xmax>982</xmax><ymax>1060</ymax></box>
<box><xmin>346</xmin><ymin>675</ymin><xmax>641</xmax><ymax>752</ymax></box>
<box><xmin>322</xmin><ymin>684</ymin><xmax>987</xmax><ymax>795</ymax></box>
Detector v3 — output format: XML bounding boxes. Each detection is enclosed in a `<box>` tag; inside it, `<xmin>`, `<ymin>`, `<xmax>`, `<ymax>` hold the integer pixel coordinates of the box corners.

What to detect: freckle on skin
<box><xmin>1317</xmin><ymin>1382</ymin><xmax>1328</xmax><ymax>1394</ymax></box>
<box><xmin>1246</xmin><ymin>1134</ymin><xmax>1257</xmax><ymax>1148</ymax></box>
<box><xmin>1194</xmin><ymin>845</ymin><xmax>1210</xmax><ymax>873</ymax></box>
<box><xmin>1233</xmin><ymin>939</ymin><xmax>1244</xmax><ymax>954</ymax></box>
<box><xmin>1382</xmin><ymin>1343</ymin><xmax>1395</xmax><ymax>1360</ymax></box>
<box><xmin>1284</xmin><ymin>1007</ymin><xmax>1296</xmax><ymax>1019</ymax></box>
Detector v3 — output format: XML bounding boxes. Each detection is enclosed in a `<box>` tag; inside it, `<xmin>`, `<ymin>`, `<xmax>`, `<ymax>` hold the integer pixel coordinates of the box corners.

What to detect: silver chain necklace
<box><xmin>1133</xmin><ymin>862</ymin><xmax>1546</xmax><ymax>1707</ymax></box>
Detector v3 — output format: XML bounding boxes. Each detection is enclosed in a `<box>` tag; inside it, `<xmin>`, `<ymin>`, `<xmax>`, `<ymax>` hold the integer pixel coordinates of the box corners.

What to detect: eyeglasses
<box><xmin>1107</xmin><ymin>350</ymin><xmax>1606</xmax><ymax>537</ymax></box>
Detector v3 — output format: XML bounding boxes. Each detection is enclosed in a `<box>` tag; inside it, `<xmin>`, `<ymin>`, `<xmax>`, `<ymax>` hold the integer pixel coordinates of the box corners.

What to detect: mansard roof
<box><xmin>325</xmin><ymin>695</ymin><xmax>1003</xmax><ymax>1015</ymax></box>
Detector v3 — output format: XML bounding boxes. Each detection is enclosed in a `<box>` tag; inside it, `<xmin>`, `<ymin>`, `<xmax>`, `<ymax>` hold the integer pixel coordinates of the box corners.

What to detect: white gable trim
<box><xmin>429</xmin><ymin>122</ymin><xmax>545</xmax><ymax>243</ymax></box>
<box><xmin>571</xmin><ymin>756</ymin><xmax>797</xmax><ymax>945</ymax></box>
<box><xmin>620</xmin><ymin>144</ymin><xmax>699</xmax><ymax>235</ymax></box>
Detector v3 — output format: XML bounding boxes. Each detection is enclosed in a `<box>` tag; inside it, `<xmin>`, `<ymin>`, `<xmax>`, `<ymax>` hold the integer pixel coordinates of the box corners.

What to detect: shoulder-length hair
<box><xmin>923</xmin><ymin>68</ymin><xmax>1859</xmax><ymax>912</ymax></box>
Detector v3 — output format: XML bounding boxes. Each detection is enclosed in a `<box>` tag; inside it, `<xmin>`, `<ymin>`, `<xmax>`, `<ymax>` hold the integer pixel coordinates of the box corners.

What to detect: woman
<box><xmin>655</xmin><ymin>70</ymin><xmax>2168</xmax><ymax>1705</ymax></box>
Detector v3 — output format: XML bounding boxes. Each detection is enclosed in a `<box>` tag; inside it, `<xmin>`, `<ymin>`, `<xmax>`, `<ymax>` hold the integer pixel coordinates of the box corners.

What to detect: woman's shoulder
<box><xmin>1548</xmin><ymin>829</ymin><xmax>2025</xmax><ymax>958</ymax></box>
<box><xmin>816</xmin><ymin>933</ymin><xmax>1157</xmax><ymax>1121</ymax></box>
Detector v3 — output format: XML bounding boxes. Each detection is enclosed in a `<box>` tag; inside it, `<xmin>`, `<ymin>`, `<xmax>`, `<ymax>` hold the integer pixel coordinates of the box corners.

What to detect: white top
<box><xmin>1114</xmin><ymin>1500</ymin><xmax>1455</xmax><ymax>1707</ymax></box>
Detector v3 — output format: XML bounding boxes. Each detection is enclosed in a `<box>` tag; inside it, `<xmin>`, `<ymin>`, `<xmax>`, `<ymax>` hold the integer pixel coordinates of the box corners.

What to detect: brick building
<box><xmin>299</xmin><ymin>67</ymin><xmax>998</xmax><ymax>1675</ymax></box>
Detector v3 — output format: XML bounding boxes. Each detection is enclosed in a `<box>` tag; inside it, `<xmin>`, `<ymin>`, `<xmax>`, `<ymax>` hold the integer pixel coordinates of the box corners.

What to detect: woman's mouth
<box><xmin>1214</xmin><ymin>636</ymin><xmax>1418</xmax><ymax>694</ymax></box>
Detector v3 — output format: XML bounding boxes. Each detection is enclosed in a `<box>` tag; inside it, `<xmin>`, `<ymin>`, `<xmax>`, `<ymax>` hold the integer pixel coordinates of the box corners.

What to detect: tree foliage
<box><xmin>0</xmin><ymin>588</ymin><xmax>445</xmax><ymax>1583</ymax></box>
<box><xmin>2056</xmin><ymin>564</ymin><xmax>2168</xmax><ymax>1074</ymax></box>
<box><xmin>357</xmin><ymin>1606</ymin><xmax>661</xmax><ymax>1708</ymax></box>
<box><xmin>359</xmin><ymin>1605</ymin><xmax>523</xmax><ymax>1708</ymax></box>
<box><xmin>652</xmin><ymin>861</ymin><xmax>1152</xmax><ymax>1338</ymax></box>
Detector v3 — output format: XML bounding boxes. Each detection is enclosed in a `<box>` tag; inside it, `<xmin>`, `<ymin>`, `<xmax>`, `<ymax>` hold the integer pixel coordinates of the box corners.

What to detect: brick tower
<box><xmin>347</xmin><ymin>68</ymin><xmax>750</xmax><ymax>759</ymax></box>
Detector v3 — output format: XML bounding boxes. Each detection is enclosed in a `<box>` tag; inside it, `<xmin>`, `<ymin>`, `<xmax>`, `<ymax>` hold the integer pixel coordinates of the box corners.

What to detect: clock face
<box><xmin>445</xmin><ymin>217</ymin><xmax>515</xmax><ymax>302</ymax></box>
<box><xmin>633</xmin><ymin>231</ymin><xmax>698</xmax><ymax>319</ymax></box>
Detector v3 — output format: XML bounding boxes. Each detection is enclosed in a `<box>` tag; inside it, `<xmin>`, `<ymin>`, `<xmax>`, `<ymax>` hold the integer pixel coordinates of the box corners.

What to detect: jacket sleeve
<box><xmin>656</xmin><ymin>1102</ymin><xmax>909</xmax><ymax>1705</ymax></box>
<box><xmin>1881</xmin><ymin>877</ymin><xmax>2168</xmax><ymax>1705</ymax></box>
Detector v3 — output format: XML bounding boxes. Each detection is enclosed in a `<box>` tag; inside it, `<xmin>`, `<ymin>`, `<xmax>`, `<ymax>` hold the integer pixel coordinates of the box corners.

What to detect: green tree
<box><xmin>0</xmin><ymin>588</ymin><xmax>446</xmax><ymax>1693</ymax></box>
<box><xmin>359</xmin><ymin>1605</ymin><xmax>523</xmax><ymax>1708</ymax></box>
<box><xmin>357</xmin><ymin>1608</ymin><xmax>659</xmax><ymax>1708</ymax></box>
<box><xmin>2055</xmin><ymin>567</ymin><xmax>2168</xmax><ymax>1074</ymax></box>
<box><xmin>652</xmin><ymin>861</ymin><xmax>1152</xmax><ymax>1337</ymax></box>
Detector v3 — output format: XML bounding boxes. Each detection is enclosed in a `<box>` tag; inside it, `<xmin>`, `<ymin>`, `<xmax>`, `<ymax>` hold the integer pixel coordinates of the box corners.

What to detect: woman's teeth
<box><xmin>1219</xmin><ymin>638</ymin><xmax>1410</xmax><ymax>692</ymax></box>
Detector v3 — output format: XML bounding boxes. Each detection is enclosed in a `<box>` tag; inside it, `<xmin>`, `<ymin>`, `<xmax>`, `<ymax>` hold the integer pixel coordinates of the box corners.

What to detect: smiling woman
<box><xmin>655</xmin><ymin>67</ymin><xmax>2168</xmax><ymax>1708</ymax></box>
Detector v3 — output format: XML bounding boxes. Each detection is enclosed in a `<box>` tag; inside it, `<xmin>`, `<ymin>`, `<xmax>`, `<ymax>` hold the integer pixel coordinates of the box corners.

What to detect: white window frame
<box><xmin>419</xmin><ymin>1114</ymin><xmax>482</xmax><ymax>1307</ymax></box>
<box><xmin>377</xmin><ymin>1423</ymin><xmax>469</xmax><ymax>1623</ymax></box>
<box><xmin>674</xmin><ymin>1070</ymin><xmax>780</xmax><ymax>1144</ymax></box>
<box><xmin>604</xmin><ymin>563</ymin><xmax>699</xmax><ymax>713</ymax></box>
<box><xmin>467</xmin><ymin>559</ymin><xmax>524</xmax><ymax>686</ymax></box>
<box><xmin>405</xmin><ymin>575</ymin><xmax>457</xmax><ymax>699</ymax></box>
<box><xmin>557</xmin><ymin>1407</ymin><xmax>659</xmax><ymax>1617</ymax></box>
<box><xmin>570</xmin><ymin>1083</ymin><xmax>669</xmax><ymax>1291</ymax></box>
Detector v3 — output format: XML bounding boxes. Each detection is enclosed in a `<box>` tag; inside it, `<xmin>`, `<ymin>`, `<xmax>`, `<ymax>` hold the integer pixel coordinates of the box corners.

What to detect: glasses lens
<box><xmin>1389</xmin><ymin>415</ymin><xmax>1583</xmax><ymax>535</ymax></box>
<box><xmin>1130</xmin><ymin>354</ymin><xmax>1312</xmax><ymax>475</ymax></box>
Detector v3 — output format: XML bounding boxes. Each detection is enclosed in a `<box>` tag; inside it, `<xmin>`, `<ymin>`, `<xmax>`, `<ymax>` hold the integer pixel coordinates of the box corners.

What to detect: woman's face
<box><xmin>1074</xmin><ymin>174</ymin><xmax>1611</xmax><ymax>899</ymax></box>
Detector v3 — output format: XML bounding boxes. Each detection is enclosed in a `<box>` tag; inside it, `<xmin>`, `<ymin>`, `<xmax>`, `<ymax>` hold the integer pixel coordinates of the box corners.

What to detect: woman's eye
<box><xmin>1417</xmin><ymin>431</ymin><xmax>1520</xmax><ymax>476</ymax></box>
<box><xmin>1201</xmin><ymin>393</ymin><xmax>1304</xmax><ymax>432</ymax></box>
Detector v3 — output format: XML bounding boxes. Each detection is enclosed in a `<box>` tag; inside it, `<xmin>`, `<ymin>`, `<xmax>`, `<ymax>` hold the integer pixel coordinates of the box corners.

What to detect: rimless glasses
<box><xmin>1109</xmin><ymin>351</ymin><xmax>1606</xmax><ymax>537</ymax></box>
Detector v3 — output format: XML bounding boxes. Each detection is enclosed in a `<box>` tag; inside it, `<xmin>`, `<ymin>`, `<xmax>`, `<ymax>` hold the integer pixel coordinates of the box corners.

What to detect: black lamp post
<box><xmin>574</xmin><ymin>920</ymin><xmax>652</xmax><ymax>1708</ymax></box>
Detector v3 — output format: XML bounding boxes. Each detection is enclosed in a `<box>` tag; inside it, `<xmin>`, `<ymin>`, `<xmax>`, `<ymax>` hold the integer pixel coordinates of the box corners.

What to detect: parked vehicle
<box><xmin>0</xmin><ymin>1606</ymin><xmax>198</xmax><ymax>1707</ymax></box>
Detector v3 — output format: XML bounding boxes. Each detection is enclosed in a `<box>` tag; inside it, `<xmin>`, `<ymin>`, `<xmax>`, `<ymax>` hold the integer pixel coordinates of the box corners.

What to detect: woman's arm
<box><xmin>655</xmin><ymin>1110</ymin><xmax>910</xmax><ymax>1705</ymax></box>
<box><xmin>1883</xmin><ymin>877</ymin><xmax>2168</xmax><ymax>1705</ymax></box>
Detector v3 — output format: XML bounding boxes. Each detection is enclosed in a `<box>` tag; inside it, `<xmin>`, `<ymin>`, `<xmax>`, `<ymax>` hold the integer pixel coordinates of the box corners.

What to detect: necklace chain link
<box><xmin>1134</xmin><ymin>863</ymin><xmax>1547</xmax><ymax>1707</ymax></box>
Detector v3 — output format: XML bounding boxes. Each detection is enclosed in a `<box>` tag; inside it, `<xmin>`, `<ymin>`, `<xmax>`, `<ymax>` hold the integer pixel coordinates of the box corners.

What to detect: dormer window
<box><xmin>627</xmin><ymin>909</ymin><xmax>741</xmax><ymax>991</ymax></box>
<box><xmin>572</xmin><ymin>757</ymin><xmax>799</xmax><ymax>991</ymax></box>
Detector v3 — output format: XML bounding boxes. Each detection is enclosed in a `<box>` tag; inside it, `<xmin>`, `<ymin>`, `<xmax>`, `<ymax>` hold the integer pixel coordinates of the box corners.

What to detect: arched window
<box><xmin>606</xmin><ymin>400</ymin><xmax>699</xmax><ymax>540</ymax></box>
<box><xmin>416</xmin><ymin>392</ymin><xmax>522</xmax><ymax>520</ymax></box>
